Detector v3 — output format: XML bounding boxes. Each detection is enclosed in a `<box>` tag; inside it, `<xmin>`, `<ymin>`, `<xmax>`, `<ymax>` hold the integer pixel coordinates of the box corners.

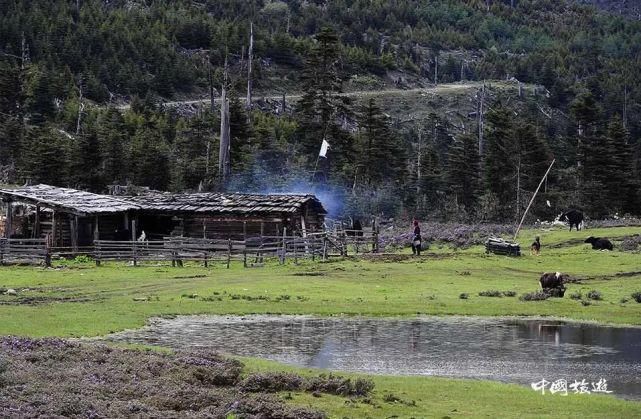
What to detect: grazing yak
<box><xmin>539</xmin><ymin>272</ymin><xmax>568</xmax><ymax>297</ymax></box>
<box><xmin>585</xmin><ymin>236</ymin><xmax>614</xmax><ymax>251</ymax></box>
<box><xmin>560</xmin><ymin>209</ymin><xmax>584</xmax><ymax>231</ymax></box>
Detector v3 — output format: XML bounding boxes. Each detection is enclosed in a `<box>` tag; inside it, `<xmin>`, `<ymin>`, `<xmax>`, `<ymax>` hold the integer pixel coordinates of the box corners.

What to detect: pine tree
<box><xmin>296</xmin><ymin>27</ymin><xmax>354</xmax><ymax>181</ymax></box>
<box><xmin>98</xmin><ymin>108</ymin><xmax>129</xmax><ymax>185</ymax></box>
<box><xmin>446</xmin><ymin>134</ymin><xmax>480</xmax><ymax>211</ymax></box>
<box><xmin>605</xmin><ymin>118</ymin><xmax>637</xmax><ymax>214</ymax></box>
<box><xmin>20</xmin><ymin>125</ymin><xmax>70</xmax><ymax>185</ymax></box>
<box><xmin>171</xmin><ymin>113</ymin><xmax>217</xmax><ymax>191</ymax></box>
<box><xmin>356</xmin><ymin>98</ymin><xmax>404</xmax><ymax>186</ymax></box>
<box><xmin>131</xmin><ymin>124</ymin><xmax>170</xmax><ymax>190</ymax></box>
<box><xmin>229</xmin><ymin>95</ymin><xmax>253</xmax><ymax>172</ymax></box>
<box><xmin>0</xmin><ymin>60</ymin><xmax>25</xmax><ymax>174</ymax></box>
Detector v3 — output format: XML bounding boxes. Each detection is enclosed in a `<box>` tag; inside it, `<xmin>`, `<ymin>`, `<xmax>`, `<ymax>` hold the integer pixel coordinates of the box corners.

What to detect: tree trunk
<box><xmin>218</xmin><ymin>57</ymin><xmax>231</xmax><ymax>180</ymax></box>
<box><xmin>246</xmin><ymin>22</ymin><xmax>254</xmax><ymax>111</ymax></box>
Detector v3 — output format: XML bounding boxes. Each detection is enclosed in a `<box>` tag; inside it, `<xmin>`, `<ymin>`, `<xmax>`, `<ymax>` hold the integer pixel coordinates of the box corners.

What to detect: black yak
<box><xmin>540</xmin><ymin>272</ymin><xmax>566</xmax><ymax>289</ymax></box>
<box><xmin>560</xmin><ymin>209</ymin><xmax>583</xmax><ymax>231</ymax></box>
<box><xmin>585</xmin><ymin>236</ymin><xmax>613</xmax><ymax>250</ymax></box>
<box><xmin>539</xmin><ymin>272</ymin><xmax>568</xmax><ymax>297</ymax></box>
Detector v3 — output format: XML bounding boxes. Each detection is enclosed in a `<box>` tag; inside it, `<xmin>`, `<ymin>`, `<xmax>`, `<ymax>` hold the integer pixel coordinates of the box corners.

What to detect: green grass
<box><xmin>241</xmin><ymin>357</ymin><xmax>641</xmax><ymax>418</ymax></box>
<box><xmin>1</xmin><ymin>225</ymin><xmax>640</xmax><ymax>416</ymax></box>
<box><xmin>0</xmin><ymin>225</ymin><xmax>640</xmax><ymax>337</ymax></box>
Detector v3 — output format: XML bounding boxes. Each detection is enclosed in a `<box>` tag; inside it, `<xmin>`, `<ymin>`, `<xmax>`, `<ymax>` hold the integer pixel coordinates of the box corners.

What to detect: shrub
<box><xmin>519</xmin><ymin>291</ymin><xmax>549</xmax><ymax>301</ymax></box>
<box><xmin>241</xmin><ymin>372</ymin><xmax>304</xmax><ymax>393</ymax></box>
<box><xmin>620</xmin><ymin>297</ymin><xmax>630</xmax><ymax>304</ymax></box>
<box><xmin>546</xmin><ymin>287</ymin><xmax>566</xmax><ymax>298</ymax></box>
<box><xmin>62</xmin><ymin>255</ymin><xmax>93</xmax><ymax>264</ymax></box>
<box><xmin>569</xmin><ymin>291</ymin><xmax>582</xmax><ymax>300</ymax></box>
<box><xmin>631</xmin><ymin>292</ymin><xmax>641</xmax><ymax>303</ymax></box>
<box><xmin>587</xmin><ymin>290</ymin><xmax>602</xmax><ymax>301</ymax></box>
<box><xmin>581</xmin><ymin>300</ymin><xmax>591</xmax><ymax>306</ymax></box>
<box><xmin>459</xmin><ymin>293</ymin><xmax>469</xmax><ymax>300</ymax></box>
<box><xmin>478</xmin><ymin>290</ymin><xmax>502</xmax><ymax>297</ymax></box>
<box><xmin>502</xmin><ymin>290</ymin><xmax>517</xmax><ymax>297</ymax></box>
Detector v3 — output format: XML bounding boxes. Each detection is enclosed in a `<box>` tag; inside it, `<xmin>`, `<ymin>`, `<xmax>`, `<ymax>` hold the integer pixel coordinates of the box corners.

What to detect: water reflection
<box><xmin>107</xmin><ymin>315</ymin><xmax>641</xmax><ymax>400</ymax></box>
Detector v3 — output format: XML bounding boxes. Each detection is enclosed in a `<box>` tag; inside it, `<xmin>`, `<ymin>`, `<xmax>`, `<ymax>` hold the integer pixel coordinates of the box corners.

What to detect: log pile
<box><xmin>485</xmin><ymin>237</ymin><xmax>521</xmax><ymax>256</ymax></box>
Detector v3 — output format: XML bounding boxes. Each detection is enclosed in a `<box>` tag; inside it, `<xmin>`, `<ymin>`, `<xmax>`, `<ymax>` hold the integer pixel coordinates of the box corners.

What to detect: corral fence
<box><xmin>0</xmin><ymin>238</ymin><xmax>51</xmax><ymax>266</ymax></box>
<box><xmin>0</xmin><ymin>230</ymin><xmax>380</xmax><ymax>267</ymax></box>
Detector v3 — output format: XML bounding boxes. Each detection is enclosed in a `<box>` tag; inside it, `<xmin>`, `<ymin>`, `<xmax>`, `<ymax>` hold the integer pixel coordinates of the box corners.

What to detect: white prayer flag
<box><xmin>319</xmin><ymin>139</ymin><xmax>330</xmax><ymax>158</ymax></box>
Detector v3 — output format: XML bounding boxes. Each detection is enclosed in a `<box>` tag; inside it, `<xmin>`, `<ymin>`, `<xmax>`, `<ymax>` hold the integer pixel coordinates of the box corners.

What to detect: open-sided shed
<box><xmin>0</xmin><ymin>185</ymin><xmax>327</xmax><ymax>246</ymax></box>
<box><xmin>0</xmin><ymin>184</ymin><xmax>141</xmax><ymax>249</ymax></box>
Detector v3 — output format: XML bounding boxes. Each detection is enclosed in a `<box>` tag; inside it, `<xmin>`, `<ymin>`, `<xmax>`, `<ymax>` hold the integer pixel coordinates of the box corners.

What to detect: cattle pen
<box><xmin>0</xmin><ymin>184</ymin><xmax>380</xmax><ymax>267</ymax></box>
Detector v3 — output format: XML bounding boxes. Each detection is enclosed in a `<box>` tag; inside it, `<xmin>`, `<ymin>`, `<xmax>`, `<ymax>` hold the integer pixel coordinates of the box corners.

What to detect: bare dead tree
<box><xmin>478</xmin><ymin>82</ymin><xmax>486</xmax><ymax>158</ymax></box>
<box><xmin>218</xmin><ymin>56</ymin><xmax>231</xmax><ymax>180</ymax></box>
<box><xmin>246</xmin><ymin>22</ymin><xmax>254</xmax><ymax>111</ymax></box>
<box><xmin>434</xmin><ymin>55</ymin><xmax>438</xmax><ymax>85</ymax></box>
<box><xmin>76</xmin><ymin>75</ymin><xmax>85</xmax><ymax>135</ymax></box>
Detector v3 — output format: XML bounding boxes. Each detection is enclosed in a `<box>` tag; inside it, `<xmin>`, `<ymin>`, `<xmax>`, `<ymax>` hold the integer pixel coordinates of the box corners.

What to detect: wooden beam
<box><xmin>4</xmin><ymin>201</ymin><xmax>12</xmax><ymax>238</ymax></box>
<box><xmin>51</xmin><ymin>211</ymin><xmax>57</xmax><ymax>247</ymax></box>
<box><xmin>93</xmin><ymin>216</ymin><xmax>100</xmax><ymax>242</ymax></box>
<box><xmin>70</xmin><ymin>215</ymin><xmax>79</xmax><ymax>253</ymax></box>
<box><xmin>34</xmin><ymin>205</ymin><xmax>41</xmax><ymax>238</ymax></box>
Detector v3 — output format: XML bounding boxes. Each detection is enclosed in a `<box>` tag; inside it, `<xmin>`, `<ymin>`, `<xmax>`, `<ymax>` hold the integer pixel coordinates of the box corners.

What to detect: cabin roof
<box><xmin>124</xmin><ymin>192</ymin><xmax>327</xmax><ymax>215</ymax></box>
<box><xmin>0</xmin><ymin>185</ymin><xmax>327</xmax><ymax>216</ymax></box>
<box><xmin>0</xmin><ymin>184</ymin><xmax>140</xmax><ymax>215</ymax></box>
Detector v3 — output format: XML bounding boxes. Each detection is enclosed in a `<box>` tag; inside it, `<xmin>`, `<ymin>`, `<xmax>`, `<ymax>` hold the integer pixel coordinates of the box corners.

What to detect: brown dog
<box><xmin>530</xmin><ymin>236</ymin><xmax>541</xmax><ymax>255</ymax></box>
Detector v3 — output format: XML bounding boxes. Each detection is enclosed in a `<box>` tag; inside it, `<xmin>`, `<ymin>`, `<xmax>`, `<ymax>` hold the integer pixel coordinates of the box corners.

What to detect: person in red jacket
<box><xmin>411</xmin><ymin>220</ymin><xmax>422</xmax><ymax>256</ymax></box>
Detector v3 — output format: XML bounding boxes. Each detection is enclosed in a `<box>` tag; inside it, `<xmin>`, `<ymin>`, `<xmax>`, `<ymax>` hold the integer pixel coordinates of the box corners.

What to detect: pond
<box><xmin>106</xmin><ymin>315</ymin><xmax>641</xmax><ymax>400</ymax></box>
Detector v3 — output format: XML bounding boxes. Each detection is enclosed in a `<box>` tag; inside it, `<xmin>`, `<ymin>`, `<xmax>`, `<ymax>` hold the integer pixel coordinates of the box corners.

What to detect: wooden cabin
<box><xmin>0</xmin><ymin>184</ymin><xmax>141</xmax><ymax>250</ymax></box>
<box><xmin>128</xmin><ymin>192</ymin><xmax>327</xmax><ymax>240</ymax></box>
<box><xmin>0</xmin><ymin>185</ymin><xmax>327</xmax><ymax>246</ymax></box>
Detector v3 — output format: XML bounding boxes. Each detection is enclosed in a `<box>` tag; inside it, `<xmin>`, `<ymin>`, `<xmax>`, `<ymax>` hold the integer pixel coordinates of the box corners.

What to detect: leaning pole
<box><xmin>513</xmin><ymin>159</ymin><xmax>556</xmax><ymax>241</ymax></box>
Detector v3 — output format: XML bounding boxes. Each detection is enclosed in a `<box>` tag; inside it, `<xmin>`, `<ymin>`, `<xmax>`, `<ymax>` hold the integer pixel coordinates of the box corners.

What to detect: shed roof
<box><xmin>0</xmin><ymin>185</ymin><xmax>327</xmax><ymax>216</ymax></box>
<box><xmin>125</xmin><ymin>192</ymin><xmax>327</xmax><ymax>215</ymax></box>
<box><xmin>0</xmin><ymin>184</ymin><xmax>141</xmax><ymax>215</ymax></box>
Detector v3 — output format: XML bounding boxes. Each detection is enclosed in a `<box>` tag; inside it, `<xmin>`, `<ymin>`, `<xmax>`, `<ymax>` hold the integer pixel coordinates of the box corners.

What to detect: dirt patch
<box><xmin>0</xmin><ymin>337</ymin><xmax>373</xmax><ymax>418</ymax></box>
<box><xmin>0</xmin><ymin>295</ymin><xmax>99</xmax><ymax>305</ymax></box>
<box><xmin>358</xmin><ymin>253</ymin><xmax>452</xmax><ymax>263</ymax></box>
<box><xmin>172</xmin><ymin>274</ymin><xmax>208</xmax><ymax>279</ymax></box>
<box><xmin>292</xmin><ymin>272</ymin><xmax>326</xmax><ymax>277</ymax></box>
<box><xmin>583</xmin><ymin>271</ymin><xmax>641</xmax><ymax>281</ymax></box>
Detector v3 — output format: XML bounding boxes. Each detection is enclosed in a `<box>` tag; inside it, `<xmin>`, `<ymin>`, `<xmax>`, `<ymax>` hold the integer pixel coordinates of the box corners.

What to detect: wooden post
<box><xmin>70</xmin><ymin>215</ymin><xmax>79</xmax><ymax>254</ymax></box>
<box><xmin>226</xmin><ymin>238</ymin><xmax>231</xmax><ymax>269</ymax></box>
<box><xmin>372</xmin><ymin>218</ymin><xmax>379</xmax><ymax>253</ymax></box>
<box><xmin>513</xmin><ymin>159</ymin><xmax>556</xmax><ymax>241</ymax></box>
<box><xmin>51</xmin><ymin>211</ymin><xmax>57</xmax><ymax>248</ymax></box>
<box><xmin>4</xmin><ymin>201</ymin><xmax>12</xmax><ymax>238</ymax></box>
<box><xmin>34</xmin><ymin>205</ymin><xmax>40</xmax><ymax>238</ymax></box>
<box><xmin>131</xmin><ymin>219</ymin><xmax>137</xmax><ymax>266</ymax></box>
<box><xmin>44</xmin><ymin>234</ymin><xmax>52</xmax><ymax>268</ymax></box>
<box><xmin>93</xmin><ymin>216</ymin><xmax>100</xmax><ymax>242</ymax></box>
<box><xmin>243</xmin><ymin>221</ymin><xmax>247</xmax><ymax>241</ymax></box>
<box><xmin>280</xmin><ymin>227</ymin><xmax>287</xmax><ymax>265</ymax></box>
<box><xmin>323</xmin><ymin>235</ymin><xmax>328</xmax><ymax>261</ymax></box>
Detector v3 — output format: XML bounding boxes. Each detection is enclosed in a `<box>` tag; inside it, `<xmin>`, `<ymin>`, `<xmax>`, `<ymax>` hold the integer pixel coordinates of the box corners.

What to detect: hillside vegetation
<box><xmin>1</xmin><ymin>0</ymin><xmax>640</xmax><ymax>221</ymax></box>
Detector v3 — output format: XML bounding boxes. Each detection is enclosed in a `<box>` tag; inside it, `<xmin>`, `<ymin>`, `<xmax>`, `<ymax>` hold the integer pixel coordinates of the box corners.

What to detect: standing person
<box><xmin>411</xmin><ymin>220</ymin><xmax>422</xmax><ymax>256</ymax></box>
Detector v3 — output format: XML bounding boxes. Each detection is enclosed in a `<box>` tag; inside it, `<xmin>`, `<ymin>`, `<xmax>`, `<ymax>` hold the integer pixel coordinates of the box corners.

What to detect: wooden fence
<box><xmin>0</xmin><ymin>230</ymin><xmax>380</xmax><ymax>267</ymax></box>
<box><xmin>0</xmin><ymin>238</ymin><xmax>50</xmax><ymax>266</ymax></box>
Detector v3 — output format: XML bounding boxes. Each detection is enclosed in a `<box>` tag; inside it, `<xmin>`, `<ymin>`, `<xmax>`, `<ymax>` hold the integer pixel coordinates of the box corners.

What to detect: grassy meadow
<box><xmin>1</xmin><ymin>224</ymin><xmax>641</xmax><ymax>417</ymax></box>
